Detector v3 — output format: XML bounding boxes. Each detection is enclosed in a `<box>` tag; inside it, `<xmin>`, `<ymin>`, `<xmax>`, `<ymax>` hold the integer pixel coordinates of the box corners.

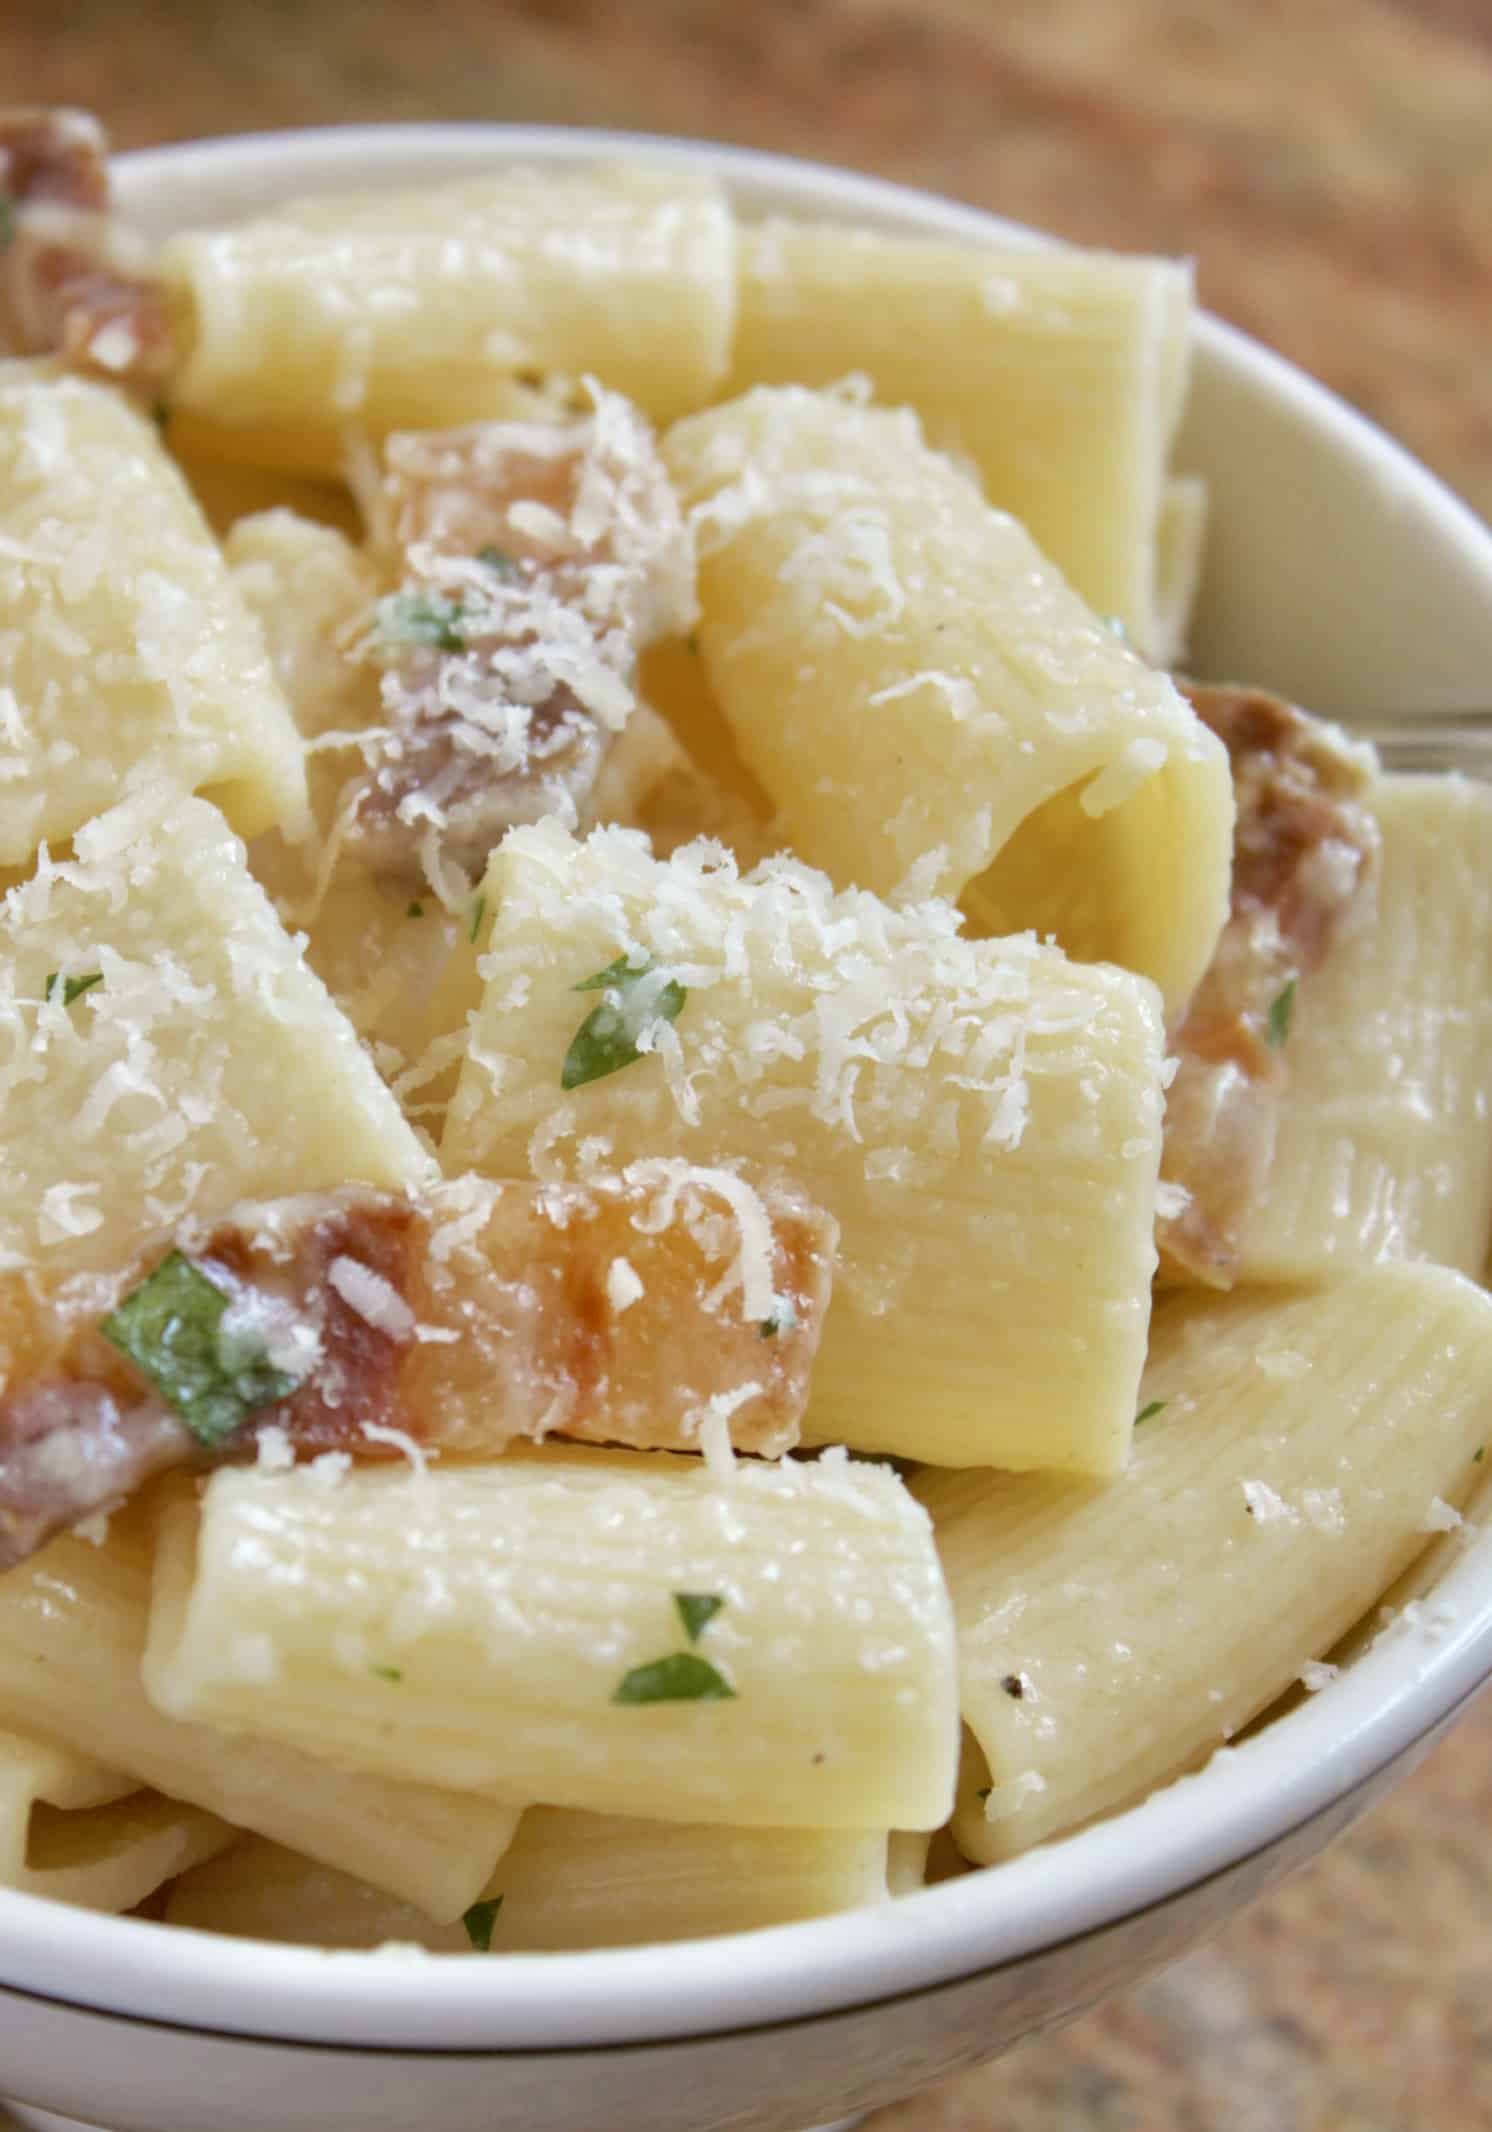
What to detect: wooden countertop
<box><xmin>2</xmin><ymin>3</ymin><xmax>1491</xmax><ymax>2127</ymax></box>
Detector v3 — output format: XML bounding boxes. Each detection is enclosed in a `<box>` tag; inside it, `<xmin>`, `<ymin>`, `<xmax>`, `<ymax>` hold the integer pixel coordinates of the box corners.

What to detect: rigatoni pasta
<box><xmin>144</xmin><ymin>1449</ymin><xmax>959</xmax><ymax>1831</ymax></box>
<box><xmin>1229</xmin><ymin>773</ymin><xmax>1492</xmax><ymax>1283</ymax></box>
<box><xmin>726</xmin><ymin>220</ymin><xmax>1192</xmax><ymax>653</ymax></box>
<box><xmin>1151</xmin><ymin>474</ymin><xmax>1209</xmax><ymax>668</ymax></box>
<box><xmin>664</xmin><ymin>383</ymin><xmax>1233</xmax><ymax>1017</ymax></box>
<box><xmin>165</xmin><ymin>1810</ymin><xmax>891</xmax><ymax>1951</ymax></box>
<box><xmin>0</xmin><ymin>1517</ymin><xmax>520</xmax><ymax>1917</ymax></box>
<box><xmin>161</xmin><ymin>165</ymin><xmax>737</xmax><ymax>477</ymax></box>
<box><xmin>920</xmin><ymin>1266</ymin><xmax>1492</xmax><ymax>1864</ymax></box>
<box><xmin>0</xmin><ymin>785</ymin><xmax>431</xmax><ymax>1284</ymax></box>
<box><xmin>442</xmin><ymin>820</ymin><xmax>1166</xmax><ymax>1474</ymax></box>
<box><xmin>0</xmin><ymin>364</ymin><xmax>307</xmax><ymax>864</ymax></box>
<box><xmin>0</xmin><ymin>1728</ymin><xmax>232</xmax><ymax>1913</ymax></box>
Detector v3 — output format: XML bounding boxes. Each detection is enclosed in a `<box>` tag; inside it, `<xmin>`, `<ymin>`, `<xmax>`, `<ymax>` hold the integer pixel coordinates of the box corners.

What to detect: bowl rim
<box><xmin>2</xmin><ymin>118</ymin><xmax>1492</xmax><ymax>2055</ymax></box>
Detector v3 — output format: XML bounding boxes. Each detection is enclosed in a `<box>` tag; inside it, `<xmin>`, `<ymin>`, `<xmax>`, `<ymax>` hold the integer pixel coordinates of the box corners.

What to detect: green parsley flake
<box><xmin>468</xmin><ymin>893</ymin><xmax>487</xmax><ymax>944</ymax></box>
<box><xmin>562</xmin><ymin>955</ymin><xmax>686</xmax><ymax>1092</ymax></box>
<box><xmin>477</xmin><ymin>544</ymin><xmax>517</xmax><ymax>578</ymax></box>
<box><xmin>573</xmin><ymin>952</ymin><xmax>649</xmax><ymax>992</ymax></box>
<box><xmin>101</xmin><ymin>1252</ymin><xmax>301</xmax><ymax>1449</ymax></box>
<box><xmin>1267</xmin><ymin>977</ymin><xmax>1297</xmax><ymax>1049</ymax></box>
<box><xmin>378</xmin><ymin>590</ymin><xmax>467</xmax><ymax>654</ymax></box>
<box><xmin>462</xmin><ymin>1896</ymin><xmax>504</xmax><ymax>1951</ymax></box>
<box><xmin>673</xmin><ymin>1593</ymin><xmax>724</xmax><ymax>1643</ymax></box>
<box><xmin>44</xmin><ymin>970</ymin><xmax>103</xmax><ymax>1007</ymax></box>
<box><xmin>1135</xmin><ymin>1400</ymin><xmax>1167</xmax><ymax>1426</ymax></box>
<box><xmin>613</xmin><ymin>1653</ymin><xmax>735</xmax><ymax>1705</ymax></box>
<box><xmin>406</xmin><ymin>901</ymin><xmax>424</xmax><ymax>920</ymax></box>
<box><xmin>1476</xmin><ymin>1446</ymin><xmax>1486</xmax><ymax>1464</ymax></box>
<box><xmin>759</xmin><ymin>1296</ymin><xmax>798</xmax><ymax>1340</ymax></box>
<box><xmin>370</xmin><ymin>1664</ymin><xmax>403</xmax><ymax>1683</ymax></box>
<box><xmin>0</xmin><ymin>196</ymin><xmax>12</xmax><ymax>250</ymax></box>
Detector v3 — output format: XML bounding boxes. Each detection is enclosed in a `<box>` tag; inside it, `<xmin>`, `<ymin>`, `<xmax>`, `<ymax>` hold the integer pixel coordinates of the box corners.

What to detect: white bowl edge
<box><xmin>0</xmin><ymin>121</ymin><xmax>1489</xmax><ymax>2055</ymax></box>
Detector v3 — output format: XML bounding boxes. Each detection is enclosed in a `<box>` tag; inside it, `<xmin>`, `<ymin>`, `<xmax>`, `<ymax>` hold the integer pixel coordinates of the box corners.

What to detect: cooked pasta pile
<box><xmin>2</xmin><ymin>106</ymin><xmax>1491</xmax><ymax>1954</ymax></box>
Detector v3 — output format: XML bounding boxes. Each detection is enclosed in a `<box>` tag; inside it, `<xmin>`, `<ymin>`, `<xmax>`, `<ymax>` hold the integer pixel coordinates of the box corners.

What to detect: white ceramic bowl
<box><xmin>4</xmin><ymin>123</ymin><xmax>1492</xmax><ymax>2132</ymax></box>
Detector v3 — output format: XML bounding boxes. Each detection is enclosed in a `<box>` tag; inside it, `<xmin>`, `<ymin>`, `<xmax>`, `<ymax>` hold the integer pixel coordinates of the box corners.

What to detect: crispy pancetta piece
<box><xmin>342</xmin><ymin>393</ymin><xmax>694</xmax><ymax>890</ymax></box>
<box><xmin>0</xmin><ymin>1169</ymin><xmax>837</xmax><ymax>1569</ymax></box>
<box><xmin>1159</xmin><ymin>681</ymin><xmax>1380</xmax><ymax>1285</ymax></box>
<box><xmin>0</xmin><ymin>106</ymin><xmax>175</xmax><ymax>389</ymax></box>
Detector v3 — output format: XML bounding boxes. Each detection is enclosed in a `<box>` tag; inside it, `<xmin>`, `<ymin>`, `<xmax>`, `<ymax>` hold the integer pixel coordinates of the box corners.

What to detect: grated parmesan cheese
<box><xmin>307</xmin><ymin>1451</ymin><xmax>353</xmax><ymax>1491</ymax></box>
<box><xmin>359</xmin><ymin>1423</ymin><xmax>433</xmax><ymax>1478</ymax></box>
<box><xmin>696</xmin><ymin>1406</ymin><xmax>739</xmax><ymax>1483</ymax></box>
<box><xmin>605</xmin><ymin>1255</ymin><xmax>644</xmax><ymax>1313</ymax></box>
<box><xmin>328</xmin><ymin>1255</ymin><xmax>417</xmax><ymax>1343</ymax></box>
<box><xmin>37</xmin><ymin>1182</ymin><xmax>105</xmax><ymax>1246</ymax></box>
<box><xmin>254</xmin><ymin>1426</ymin><xmax>297</xmax><ymax>1475</ymax></box>
<box><xmin>1241</xmin><ymin>1479</ymin><xmax>1297</xmax><ymax>1526</ymax></box>
<box><xmin>982</xmin><ymin>1770</ymin><xmax>1047</xmax><ymax>1822</ymax></box>
<box><xmin>1153</xmin><ymin>1179</ymin><xmax>1191</xmax><ymax>1222</ymax></box>
<box><xmin>625</xmin><ymin>1159</ymin><xmax>780</xmax><ymax>1325</ymax></box>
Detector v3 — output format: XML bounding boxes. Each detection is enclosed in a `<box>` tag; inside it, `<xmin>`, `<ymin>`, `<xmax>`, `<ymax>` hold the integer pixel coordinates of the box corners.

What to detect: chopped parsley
<box><xmin>1135</xmin><ymin>1400</ymin><xmax>1167</xmax><ymax>1426</ymax></box>
<box><xmin>406</xmin><ymin>901</ymin><xmax>424</xmax><ymax>920</ymax></box>
<box><xmin>101</xmin><ymin>1252</ymin><xmax>301</xmax><ymax>1449</ymax></box>
<box><xmin>759</xmin><ymin>1296</ymin><xmax>798</xmax><ymax>1340</ymax></box>
<box><xmin>562</xmin><ymin>955</ymin><xmax>686</xmax><ymax>1092</ymax></box>
<box><xmin>477</xmin><ymin>544</ymin><xmax>517</xmax><ymax>578</ymax></box>
<box><xmin>378</xmin><ymin>590</ymin><xmax>467</xmax><ymax>653</ymax></box>
<box><xmin>43</xmin><ymin>970</ymin><xmax>103</xmax><ymax>1007</ymax></box>
<box><xmin>370</xmin><ymin>1664</ymin><xmax>403</xmax><ymax>1683</ymax></box>
<box><xmin>0</xmin><ymin>196</ymin><xmax>12</xmax><ymax>251</ymax></box>
<box><xmin>462</xmin><ymin>1896</ymin><xmax>504</xmax><ymax>1951</ymax></box>
<box><xmin>1266</xmin><ymin>977</ymin><xmax>1297</xmax><ymax>1049</ymax></box>
<box><xmin>574</xmin><ymin>953</ymin><xmax>649</xmax><ymax>992</ymax></box>
<box><xmin>613</xmin><ymin>1652</ymin><xmax>735</xmax><ymax>1705</ymax></box>
<box><xmin>673</xmin><ymin>1592</ymin><xmax>724</xmax><ymax>1643</ymax></box>
<box><xmin>1476</xmin><ymin>1446</ymin><xmax>1485</xmax><ymax>1464</ymax></box>
<box><xmin>468</xmin><ymin>893</ymin><xmax>487</xmax><ymax>944</ymax></box>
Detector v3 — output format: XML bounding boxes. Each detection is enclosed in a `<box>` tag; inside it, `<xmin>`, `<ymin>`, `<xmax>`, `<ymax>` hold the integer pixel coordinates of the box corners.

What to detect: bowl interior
<box><xmin>2</xmin><ymin>122</ymin><xmax>1491</xmax><ymax>2055</ymax></box>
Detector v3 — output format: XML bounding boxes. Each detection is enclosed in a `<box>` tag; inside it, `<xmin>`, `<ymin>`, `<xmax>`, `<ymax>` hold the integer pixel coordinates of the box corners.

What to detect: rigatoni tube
<box><xmin>727</xmin><ymin>220</ymin><xmax>1193</xmax><ymax>652</ymax></box>
<box><xmin>165</xmin><ymin>1810</ymin><xmax>892</xmax><ymax>1951</ymax></box>
<box><xmin>918</xmin><ymin>1266</ymin><xmax>1492</xmax><ymax>1864</ymax></box>
<box><xmin>0</xmin><ymin>1722</ymin><xmax>233</xmax><ymax>1915</ymax></box>
<box><xmin>0</xmin><ymin>788</ymin><xmax>432</xmax><ymax>1289</ymax></box>
<box><xmin>663</xmin><ymin>385</ymin><xmax>1231</xmax><ymax>1018</ymax></box>
<box><xmin>442</xmin><ymin>821</ymin><xmax>1167</xmax><ymax>1475</ymax></box>
<box><xmin>1236</xmin><ymin>773</ymin><xmax>1492</xmax><ymax>1284</ymax></box>
<box><xmin>0</xmin><ymin>366</ymin><xmax>307</xmax><ymax>865</ymax></box>
<box><xmin>160</xmin><ymin>166</ymin><xmax>736</xmax><ymax>476</ymax></box>
<box><xmin>0</xmin><ymin>1516</ymin><xmax>520</xmax><ymax>1918</ymax></box>
<box><xmin>143</xmin><ymin>1448</ymin><xmax>959</xmax><ymax>1832</ymax></box>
